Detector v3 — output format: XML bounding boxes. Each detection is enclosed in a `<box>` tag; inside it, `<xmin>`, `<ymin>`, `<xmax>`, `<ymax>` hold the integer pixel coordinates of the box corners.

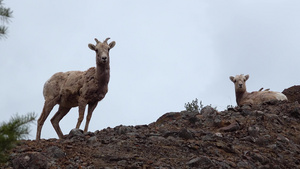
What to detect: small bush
<box><xmin>0</xmin><ymin>112</ymin><xmax>36</xmax><ymax>163</ymax></box>
<box><xmin>184</xmin><ymin>98</ymin><xmax>203</xmax><ymax>113</ymax></box>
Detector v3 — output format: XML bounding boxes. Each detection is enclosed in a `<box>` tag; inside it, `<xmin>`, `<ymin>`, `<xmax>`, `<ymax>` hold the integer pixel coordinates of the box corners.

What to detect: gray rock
<box><xmin>117</xmin><ymin>160</ymin><xmax>127</xmax><ymax>166</ymax></box>
<box><xmin>66</xmin><ymin>164</ymin><xmax>75</xmax><ymax>169</ymax></box>
<box><xmin>155</xmin><ymin>112</ymin><xmax>182</xmax><ymax>125</ymax></box>
<box><xmin>116</xmin><ymin>125</ymin><xmax>136</xmax><ymax>135</ymax></box>
<box><xmin>241</xmin><ymin>109</ymin><xmax>253</xmax><ymax>116</ymax></box>
<box><xmin>201</xmin><ymin>132</ymin><xmax>216</xmax><ymax>141</ymax></box>
<box><xmin>87</xmin><ymin>136</ymin><xmax>98</xmax><ymax>144</ymax></box>
<box><xmin>201</xmin><ymin>106</ymin><xmax>218</xmax><ymax>127</ymax></box>
<box><xmin>288</xmin><ymin>107</ymin><xmax>300</xmax><ymax>119</ymax></box>
<box><xmin>256</xmin><ymin>135</ymin><xmax>272</xmax><ymax>146</ymax></box>
<box><xmin>201</xmin><ymin>106</ymin><xmax>217</xmax><ymax>117</ymax></box>
<box><xmin>12</xmin><ymin>152</ymin><xmax>51</xmax><ymax>169</ymax></box>
<box><xmin>187</xmin><ymin>156</ymin><xmax>214</xmax><ymax>168</ymax></box>
<box><xmin>237</xmin><ymin>160</ymin><xmax>252</xmax><ymax>168</ymax></box>
<box><xmin>213</xmin><ymin>115</ymin><xmax>223</xmax><ymax>127</ymax></box>
<box><xmin>182</xmin><ymin>110</ymin><xmax>199</xmax><ymax>119</ymax></box>
<box><xmin>219</xmin><ymin>121</ymin><xmax>240</xmax><ymax>132</ymax></box>
<box><xmin>46</xmin><ymin>146</ymin><xmax>65</xmax><ymax>158</ymax></box>
<box><xmin>248</xmin><ymin>126</ymin><xmax>260</xmax><ymax>137</ymax></box>
<box><xmin>178</xmin><ymin>128</ymin><xmax>194</xmax><ymax>140</ymax></box>
<box><xmin>241</xmin><ymin>105</ymin><xmax>252</xmax><ymax>110</ymax></box>
<box><xmin>69</xmin><ymin>128</ymin><xmax>84</xmax><ymax>137</ymax></box>
<box><xmin>187</xmin><ymin>157</ymin><xmax>201</xmax><ymax>167</ymax></box>
<box><xmin>149</xmin><ymin>135</ymin><xmax>167</xmax><ymax>142</ymax></box>
<box><xmin>251</xmin><ymin>152</ymin><xmax>270</xmax><ymax>165</ymax></box>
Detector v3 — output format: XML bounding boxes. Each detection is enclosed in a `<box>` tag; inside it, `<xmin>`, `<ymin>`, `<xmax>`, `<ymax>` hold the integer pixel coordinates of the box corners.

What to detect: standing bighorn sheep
<box><xmin>36</xmin><ymin>37</ymin><xmax>116</xmax><ymax>140</ymax></box>
<box><xmin>230</xmin><ymin>74</ymin><xmax>287</xmax><ymax>106</ymax></box>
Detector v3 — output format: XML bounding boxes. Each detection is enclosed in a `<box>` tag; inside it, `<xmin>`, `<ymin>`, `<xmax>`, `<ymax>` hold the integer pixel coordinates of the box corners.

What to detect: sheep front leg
<box><xmin>76</xmin><ymin>103</ymin><xmax>86</xmax><ymax>129</ymax></box>
<box><xmin>84</xmin><ymin>102</ymin><xmax>98</xmax><ymax>132</ymax></box>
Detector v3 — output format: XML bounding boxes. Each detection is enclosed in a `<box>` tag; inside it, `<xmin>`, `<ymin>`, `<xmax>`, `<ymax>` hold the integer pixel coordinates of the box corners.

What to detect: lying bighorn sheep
<box><xmin>36</xmin><ymin>37</ymin><xmax>116</xmax><ymax>140</ymax></box>
<box><xmin>229</xmin><ymin>74</ymin><xmax>287</xmax><ymax>106</ymax></box>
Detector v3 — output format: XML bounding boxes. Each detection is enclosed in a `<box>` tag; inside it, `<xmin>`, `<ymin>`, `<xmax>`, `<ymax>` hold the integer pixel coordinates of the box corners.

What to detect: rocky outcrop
<box><xmin>283</xmin><ymin>85</ymin><xmax>300</xmax><ymax>103</ymax></box>
<box><xmin>2</xmin><ymin>101</ymin><xmax>300</xmax><ymax>168</ymax></box>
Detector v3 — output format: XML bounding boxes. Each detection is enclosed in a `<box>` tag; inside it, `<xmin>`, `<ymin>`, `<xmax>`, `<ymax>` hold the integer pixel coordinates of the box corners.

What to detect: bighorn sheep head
<box><xmin>230</xmin><ymin>74</ymin><xmax>249</xmax><ymax>93</ymax></box>
<box><xmin>88</xmin><ymin>37</ymin><xmax>116</xmax><ymax>64</ymax></box>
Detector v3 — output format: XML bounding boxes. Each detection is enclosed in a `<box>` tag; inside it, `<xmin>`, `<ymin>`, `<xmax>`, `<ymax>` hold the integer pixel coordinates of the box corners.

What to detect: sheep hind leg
<box><xmin>84</xmin><ymin>102</ymin><xmax>98</xmax><ymax>132</ymax></box>
<box><xmin>76</xmin><ymin>104</ymin><xmax>87</xmax><ymax>129</ymax></box>
<box><xmin>36</xmin><ymin>98</ymin><xmax>58</xmax><ymax>140</ymax></box>
<box><xmin>51</xmin><ymin>106</ymin><xmax>71</xmax><ymax>139</ymax></box>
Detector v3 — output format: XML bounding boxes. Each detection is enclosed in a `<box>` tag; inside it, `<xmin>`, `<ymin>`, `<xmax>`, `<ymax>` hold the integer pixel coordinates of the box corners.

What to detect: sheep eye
<box><xmin>234</xmin><ymin>80</ymin><xmax>237</xmax><ymax>83</ymax></box>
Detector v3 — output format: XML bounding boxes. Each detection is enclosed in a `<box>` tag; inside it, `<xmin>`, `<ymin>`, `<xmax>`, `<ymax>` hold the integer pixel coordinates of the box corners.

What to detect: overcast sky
<box><xmin>1</xmin><ymin>0</ymin><xmax>300</xmax><ymax>140</ymax></box>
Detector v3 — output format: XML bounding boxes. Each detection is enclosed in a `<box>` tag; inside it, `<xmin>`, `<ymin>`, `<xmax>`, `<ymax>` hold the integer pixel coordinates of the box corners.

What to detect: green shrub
<box><xmin>184</xmin><ymin>98</ymin><xmax>203</xmax><ymax>113</ymax></box>
<box><xmin>0</xmin><ymin>112</ymin><xmax>36</xmax><ymax>163</ymax></box>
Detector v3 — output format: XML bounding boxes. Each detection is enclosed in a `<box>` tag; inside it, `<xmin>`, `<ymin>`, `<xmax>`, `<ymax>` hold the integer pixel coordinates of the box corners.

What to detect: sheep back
<box><xmin>240</xmin><ymin>91</ymin><xmax>287</xmax><ymax>106</ymax></box>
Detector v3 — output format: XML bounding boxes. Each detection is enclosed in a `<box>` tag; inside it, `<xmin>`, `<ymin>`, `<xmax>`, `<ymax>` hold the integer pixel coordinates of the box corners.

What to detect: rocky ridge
<box><xmin>1</xmin><ymin>101</ymin><xmax>300</xmax><ymax>168</ymax></box>
<box><xmin>1</xmin><ymin>85</ymin><xmax>300</xmax><ymax>168</ymax></box>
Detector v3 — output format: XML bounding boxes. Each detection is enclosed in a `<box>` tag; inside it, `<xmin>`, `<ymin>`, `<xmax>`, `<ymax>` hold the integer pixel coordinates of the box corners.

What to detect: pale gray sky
<box><xmin>1</xmin><ymin>0</ymin><xmax>300</xmax><ymax>139</ymax></box>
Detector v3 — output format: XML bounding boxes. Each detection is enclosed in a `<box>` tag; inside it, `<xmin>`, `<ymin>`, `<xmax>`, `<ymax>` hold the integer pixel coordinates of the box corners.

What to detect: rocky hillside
<box><xmin>2</xmin><ymin>86</ymin><xmax>300</xmax><ymax>168</ymax></box>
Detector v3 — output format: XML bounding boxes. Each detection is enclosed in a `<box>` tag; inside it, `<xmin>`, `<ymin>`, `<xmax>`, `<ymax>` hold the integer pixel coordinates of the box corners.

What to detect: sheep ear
<box><xmin>229</xmin><ymin>76</ymin><xmax>235</xmax><ymax>82</ymax></box>
<box><xmin>88</xmin><ymin>44</ymin><xmax>96</xmax><ymax>51</ymax></box>
<box><xmin>245</xmin><ymin>74</ymin><xmax>249</xmax><ymax>81</ymax></box>
<box><xmin>109</xmin><ymin>41</ymin><xmax>116</xmax><ymax>49</ymax></box>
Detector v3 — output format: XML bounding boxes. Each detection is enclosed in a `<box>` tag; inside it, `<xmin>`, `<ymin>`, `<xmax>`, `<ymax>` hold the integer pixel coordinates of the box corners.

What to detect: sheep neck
<box><xmin>235</xmin><ymin>91</ymin><xmax>246</xmax><ymax>106</ymax></box>
<box><xmin>95</xmin><ymin>63</ymin><xmax>110</xmax><ymax>87</ymax></box>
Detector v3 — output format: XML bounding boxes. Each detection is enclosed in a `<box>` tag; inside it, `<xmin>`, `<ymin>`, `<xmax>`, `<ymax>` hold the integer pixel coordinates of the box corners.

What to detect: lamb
<box><xmin>229</xmin><ymin>74</ymin><xmax>287</xmax><ymax>106</ymax></box>
<box><xmin>36</xmin><ymin>37</ymin><xmax>116</xmax><ymax>140</ymax></box>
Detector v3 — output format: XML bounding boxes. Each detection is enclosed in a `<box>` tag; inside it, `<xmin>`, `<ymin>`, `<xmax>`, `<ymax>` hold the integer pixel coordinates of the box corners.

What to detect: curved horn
<box><xmin>94</xmin><ymin>38</ymin><xmax>100</xmax><ymax>44</ymax></box>
<box><xmin>103</xmin><ymin>37</ymin><xmax>110</xmax><ymax>44</ymax></box>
